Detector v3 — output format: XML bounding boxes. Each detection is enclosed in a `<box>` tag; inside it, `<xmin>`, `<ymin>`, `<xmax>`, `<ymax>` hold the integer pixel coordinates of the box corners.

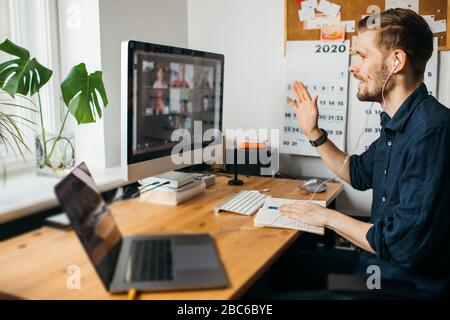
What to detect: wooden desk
<box><xmin>0</xmin><ymin>176</ymin><xmax>343</xmax><ymax>300</ymax></box>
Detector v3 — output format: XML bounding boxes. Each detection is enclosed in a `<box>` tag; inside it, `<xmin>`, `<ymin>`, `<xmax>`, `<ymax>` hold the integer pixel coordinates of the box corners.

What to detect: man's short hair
<box><xmin>357</xmin><ymin>8</ymin><xmax>433</xmax><ymax>80</ymax></box>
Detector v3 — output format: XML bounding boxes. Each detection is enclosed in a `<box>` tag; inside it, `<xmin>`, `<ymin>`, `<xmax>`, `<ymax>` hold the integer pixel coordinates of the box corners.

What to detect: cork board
<box><xmin>285</xmin><ymin>0</ymin><xmax>450</xmax><ymax>50</ymax></box>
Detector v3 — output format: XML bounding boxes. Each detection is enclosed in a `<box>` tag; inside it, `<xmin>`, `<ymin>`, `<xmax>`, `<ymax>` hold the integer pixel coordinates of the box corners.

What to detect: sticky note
<box><xmin>301</xmin><ymin>0</ymin><xmax>318</xmax><ymax>11</ymax></box>
<box><xmin>385</xmin><ymin>0</ymin><xmax>419</xmax><ymax>13</ymax></box>
<box><xmin>421</xmin><ymin>15</ymin><xmax>435</xmax><ymax>30</ymax></box>
<box><xmin>316</xmin><ymin>0</ymin><xmax>329</xmax><ymax>13</ymax></box>
<box><xmin>326</xmin><ymin>2</ymin><xmax>341</xmax><ymax>17</ymax></box>
<box><xmin>305</xmin><ymin>13</ymin><xmax>341</xmax><ymax>30</ymax></box>
<box><xmin>317</xmin><ymin>0</ymin><xmax>341</xmax><ymax>17</ymax></box>
<box><xmin>433</xmin><ymin>20</ymin><xmax>447</xmax><ymax>33</ymax></box>
<box><xmin>298</xmin><ymin>8</ymin><xmax>315</xmax><ymax>22</ymax></box>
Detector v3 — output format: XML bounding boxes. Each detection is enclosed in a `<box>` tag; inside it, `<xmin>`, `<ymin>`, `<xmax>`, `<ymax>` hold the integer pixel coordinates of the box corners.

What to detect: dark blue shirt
<box><xmin>350</xmin><ymin>83</ymin><xmax>450</xmax><ymax>296</ymax></box>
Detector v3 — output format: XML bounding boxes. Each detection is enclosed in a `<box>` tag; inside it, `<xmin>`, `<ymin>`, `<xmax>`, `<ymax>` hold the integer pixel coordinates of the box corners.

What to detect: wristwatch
<box><xmin>309</xmin><ymin>129</ymin><xmax>328</xmax><ymax>147</ymax></box>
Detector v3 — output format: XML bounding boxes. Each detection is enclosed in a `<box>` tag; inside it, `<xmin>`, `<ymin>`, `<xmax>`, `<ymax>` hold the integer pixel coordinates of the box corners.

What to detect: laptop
<box><xmin>54</xmin><ymin>162</ymin><xmax>228</xmax><ymax>293</ymax></box>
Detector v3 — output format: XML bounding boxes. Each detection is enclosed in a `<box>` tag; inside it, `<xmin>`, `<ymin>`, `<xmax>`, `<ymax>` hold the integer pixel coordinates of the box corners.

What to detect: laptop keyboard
<box><xmin>125</xmin><ymin>239</ymin><xmax>174</xmax><ymax>282</ymax></box>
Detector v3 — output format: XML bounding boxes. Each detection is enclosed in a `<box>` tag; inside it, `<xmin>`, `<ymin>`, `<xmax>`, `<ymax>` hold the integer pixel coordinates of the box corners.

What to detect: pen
<box><xmin>128</xmin><ymin>288</ymin><xmax>138</xmax><ymax>300</ymax></box>
<box><xmin>268</xmin><ymin>206</ymin><xmax>278</xmax><ymax>210</ymax></box>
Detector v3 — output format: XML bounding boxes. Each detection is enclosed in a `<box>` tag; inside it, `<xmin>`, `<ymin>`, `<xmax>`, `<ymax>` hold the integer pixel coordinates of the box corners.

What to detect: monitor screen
<box><xmin>125</xmin><ymin>41</ymin><xmax>224</xmax><ymax>165</ymax></box>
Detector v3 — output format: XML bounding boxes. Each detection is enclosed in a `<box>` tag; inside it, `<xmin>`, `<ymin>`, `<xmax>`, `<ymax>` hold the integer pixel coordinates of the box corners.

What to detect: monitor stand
<box><xmin>228</xmin><ymin>146</ymin><xmax>243</xmax><ymax>186</ymax></box>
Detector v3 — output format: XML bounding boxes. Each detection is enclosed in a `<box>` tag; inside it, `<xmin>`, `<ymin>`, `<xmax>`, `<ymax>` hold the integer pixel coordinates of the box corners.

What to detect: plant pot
<box><xmin>35</xmin><ymin>132</ymin><xmax>75</xmax><ymax>178</ymax></box>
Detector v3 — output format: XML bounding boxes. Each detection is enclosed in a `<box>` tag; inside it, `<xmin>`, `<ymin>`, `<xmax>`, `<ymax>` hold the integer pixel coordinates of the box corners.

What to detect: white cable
<box><xmin>305</xmin><ymin>101</ymin><xmax>374</xmax><ymax>203</ymax></box>
<box><xmin>265</xmin><ymin>103</ymin><xmax>370</xmax><ymax>227</ymax></box>
<box><xmin>264</xmin><ymin>101</ymin><xmax>376</xmax><ymax>228</ymax></box>
<box><xmin>306</xmin><ymin>61</ymin><xmax>397</xmax><ymax>202</ymax></box>
<box><xmin>266</xmin><ymin>62</ymin><xmax>397</xmax><ymax>227</ymax></box>
<box><xmin>381</xmin><ymin>61</ymin><xmax>398</xmax><ymax>110</ymax></box>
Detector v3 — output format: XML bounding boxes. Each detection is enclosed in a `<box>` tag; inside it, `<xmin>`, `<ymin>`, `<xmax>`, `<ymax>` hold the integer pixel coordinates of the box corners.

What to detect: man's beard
<box><xmin>356</xmin><ymin>66</ymin><xmax>393</xmax><ymax>103</ymax></box>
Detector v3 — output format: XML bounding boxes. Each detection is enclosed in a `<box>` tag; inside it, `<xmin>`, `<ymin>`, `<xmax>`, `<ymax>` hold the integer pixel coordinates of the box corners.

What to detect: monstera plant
<box><xmin>0</xmin><ymin>39</ymin><xmax>108</xmax><ymax>177</ymax></box>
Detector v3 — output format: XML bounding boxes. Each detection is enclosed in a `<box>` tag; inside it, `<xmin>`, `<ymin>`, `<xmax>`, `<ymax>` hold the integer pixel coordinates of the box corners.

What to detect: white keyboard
<box><xmin>254</xmin><ymin>198</ymin><xmax>325</xmax><ymax>235</ymax></box>
<box><xmin>215</xmin><ymin>191</ymin><xmax>268</xmax><ymax>216</ymax></box>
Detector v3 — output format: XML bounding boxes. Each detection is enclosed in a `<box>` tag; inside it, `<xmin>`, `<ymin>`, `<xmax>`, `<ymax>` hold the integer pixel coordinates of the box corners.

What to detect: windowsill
<box><xmin>0</xmin><ymin>165</ymin><xmax>127</xmax><ymax>224</ymax></box>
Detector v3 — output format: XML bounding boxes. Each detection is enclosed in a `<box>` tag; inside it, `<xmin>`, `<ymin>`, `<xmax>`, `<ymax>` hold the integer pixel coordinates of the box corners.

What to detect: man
<box><xmin>151</xmin><ymin>89</ymin><xmax>169</xmax><ymax>115</ymax></box>
<box><xmin>279</xmin><ymin>9</ymin><xmax>450</xmax><ymax>298</ymax></box>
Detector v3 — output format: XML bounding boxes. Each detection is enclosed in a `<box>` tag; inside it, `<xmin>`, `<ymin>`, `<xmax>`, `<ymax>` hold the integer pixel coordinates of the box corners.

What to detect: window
<box><xmin>0</xmin><ymin>1</ymin><xmax>9</xmax><ymax>43</ymax></box>
<box><xmin>0</xmin><ymin>0</ymin><xmax>63</xmax><ymax>172</ymax></box>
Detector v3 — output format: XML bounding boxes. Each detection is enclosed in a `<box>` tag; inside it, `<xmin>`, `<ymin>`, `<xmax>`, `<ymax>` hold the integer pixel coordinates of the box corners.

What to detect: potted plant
<box><xmin>0</xmin><ymin>39</ymin><xmax>108</xmax><ymax>177</ymax></box>
<box><xmin>0</xmin><ymin>96</ymin><xmax>35</xmax><ymax>182</ymax></box>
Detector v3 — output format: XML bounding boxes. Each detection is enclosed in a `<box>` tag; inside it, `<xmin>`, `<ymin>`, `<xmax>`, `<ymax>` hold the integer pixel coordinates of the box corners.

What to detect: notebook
<box><xmin>254</xmin><ymin>197</ymin><xmax>325</xmax><ymax>235</ymax></box>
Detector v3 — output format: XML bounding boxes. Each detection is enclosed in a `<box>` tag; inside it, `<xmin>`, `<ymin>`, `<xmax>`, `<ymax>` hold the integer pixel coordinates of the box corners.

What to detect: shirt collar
<box><xmin>379</xmin><ymin>111</ymin><xmax>391</xmax><ymax>128</ymax></box>
<box><xmin>382</xmin><ymin>82</ymin><xmax>429</xmax><ymax>132</ymax></box>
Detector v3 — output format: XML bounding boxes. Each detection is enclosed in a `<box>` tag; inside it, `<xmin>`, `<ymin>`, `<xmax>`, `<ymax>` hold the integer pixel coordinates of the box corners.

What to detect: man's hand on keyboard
<box><xmin>279</xmin><ymin>201</ymin><xmax>332</xmax><ymax>228</ymax></box>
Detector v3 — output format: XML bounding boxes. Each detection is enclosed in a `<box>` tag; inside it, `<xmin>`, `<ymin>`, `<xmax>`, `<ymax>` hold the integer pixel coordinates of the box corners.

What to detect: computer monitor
<box><xmin>121</xmin><ymin>40</ymin><xmax>224</xmax><ymax>182</ymax></box>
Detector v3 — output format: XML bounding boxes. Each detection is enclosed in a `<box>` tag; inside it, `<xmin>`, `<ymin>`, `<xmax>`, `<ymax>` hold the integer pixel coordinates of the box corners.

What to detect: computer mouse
<box><xmin>299</xmin><ymin>178</ymin><xmax>327</xmax><ymax>193</ymax></box>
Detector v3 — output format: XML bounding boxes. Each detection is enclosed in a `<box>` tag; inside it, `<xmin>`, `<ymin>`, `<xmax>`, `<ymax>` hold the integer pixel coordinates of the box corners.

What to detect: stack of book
<box><xmin>139</xmin><ymin>171</ymin><xmax>206</xmax><ymax>205</ymax></box>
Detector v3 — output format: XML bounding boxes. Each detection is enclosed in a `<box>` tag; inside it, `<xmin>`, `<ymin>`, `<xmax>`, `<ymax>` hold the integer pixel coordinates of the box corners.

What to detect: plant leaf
<box><xmin>0</xmin><ymin>109</ymin><xmax>32</xmax><ymax>158</ymax></box>
<box><xmin>0</xmin><ymin>39</ymin><xmax>53</xmax><ymax>97</ymax></box>
<box><xmin>60</xmin><ymin>63</ymin><xmax>108</xmax><ymax>124</ymax></box>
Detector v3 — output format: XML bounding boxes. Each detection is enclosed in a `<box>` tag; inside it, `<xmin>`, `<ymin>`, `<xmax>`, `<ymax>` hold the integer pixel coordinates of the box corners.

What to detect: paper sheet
<box><xmin>298</xmin><ymin>8</ymin><xmax>315</xmax><ymax>22</ymax></box>
<box><xmin>385</xmin><ymin>0</ymin><xmax>419</xmax><ymax>13</ymax></box>
<box><xmin>301</xmin><ymin>0</ymin><xmax>318</xmax><ymax>11</ymax></box>
<box><xmin>422</xmin><ymin>15</ymin><xmax>435</xmax><ymax>31</ymax></box>
<box><xmin>304</xmin><ymin>13</ymin><xmax>341</xmax><ymax>30</ymax></box>
<box><xmin>341</xmin><ymin>20</ymin><xmax>355</xmax><ymax>33</ymax></box>
<box><xmin>316</xmin><ymin>0</ymin><xmax>341</xmax><ymax>17</ymax></box>
<box><xmin>433</xmin><ymin>20</ymin><xmax>447</xmax><ymax>33</ymax></box>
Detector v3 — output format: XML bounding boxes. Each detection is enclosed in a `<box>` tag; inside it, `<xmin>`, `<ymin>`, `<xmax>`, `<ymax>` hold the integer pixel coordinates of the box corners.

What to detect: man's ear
<box><xmin>392</xmin><ymin>49</ymin><xmax>407</xmax><ymax>73</ymax></box>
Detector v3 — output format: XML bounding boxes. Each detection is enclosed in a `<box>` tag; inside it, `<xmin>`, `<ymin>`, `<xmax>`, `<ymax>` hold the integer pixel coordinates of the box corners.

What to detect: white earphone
<box><xmin>381</xmin><ymin>59</ymin><xmax>401</xmax><ymax>109</ymax></box>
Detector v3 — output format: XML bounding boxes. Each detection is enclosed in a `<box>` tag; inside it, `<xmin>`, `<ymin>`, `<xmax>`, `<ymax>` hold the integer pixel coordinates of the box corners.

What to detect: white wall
<box><xmin>57</xmin><ymin>0</ymin><xmax>189</xmax><ymax>168</ymax></box>
<box><xmin>58</xmin><ymin>0</ymin><xmax>105</xmax><ymax>168</ymax></box>
<box><xmin>188</xmin><ymin>0</ymin><xmax>286</xmax><ymax>132</ymax></box>
<box><xmin>98</xmin><ymin>0</ymin><xmax>189</xmax><ymax>166</ymax></box>
<box><xmin>187</xmin><ymin>0</ymin><xmax>450</xmax><ymax>213</ymax></box>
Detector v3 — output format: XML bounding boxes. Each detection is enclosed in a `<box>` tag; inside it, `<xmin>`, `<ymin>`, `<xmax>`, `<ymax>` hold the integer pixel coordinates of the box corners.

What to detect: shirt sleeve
<box><xmin>366</xmin><ymin>126</ymin><xmax>450</xmax><ymax>267</ymax></box>
<box><xmin>349</xmin><ymin>138</ymin><xmax>378</xmax><ymax>191</ymax></box>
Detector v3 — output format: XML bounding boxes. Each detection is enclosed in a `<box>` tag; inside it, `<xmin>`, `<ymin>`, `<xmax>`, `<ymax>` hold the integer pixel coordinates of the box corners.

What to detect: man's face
<box><xmin>153</xmin><ymin>90</ymin><xmax>164</xmax><ymax>109</ymax></box>
<box><xmin>349</xmin><ymin>31</ymin><xmax>392</xmax><ymax>103</ymax></box>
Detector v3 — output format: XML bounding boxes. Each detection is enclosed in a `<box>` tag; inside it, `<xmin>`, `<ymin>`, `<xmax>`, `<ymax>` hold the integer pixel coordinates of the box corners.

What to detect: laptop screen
<box><xmin>54</xmin><ymin>162</ymin><xmax>122</xmax><ymax>290</ymax></box>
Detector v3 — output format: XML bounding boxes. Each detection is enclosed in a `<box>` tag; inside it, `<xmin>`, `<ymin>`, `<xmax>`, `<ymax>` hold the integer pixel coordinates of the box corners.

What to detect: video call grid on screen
<box><xmin>132</xmin><ymin>50</ymin><xmax>222</xmax><ymax>156</ymax></box>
